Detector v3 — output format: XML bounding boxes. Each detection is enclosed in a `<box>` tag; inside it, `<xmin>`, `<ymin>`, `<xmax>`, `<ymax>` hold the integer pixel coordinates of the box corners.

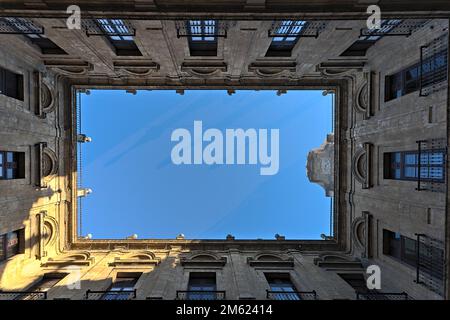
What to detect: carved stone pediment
<box><xmin>44</xmin><ymin>60</ymin><xmax>93</xmax><ymax>76</ymax></box>
<box><xmin>180</xmin><ymin>252</ymin><xmax>227</xmax><ymax>268</ymax></box>
<box><xmin>248</xmin><ymin>59</ymin><xmax>296</xmax><ymax>77</ymax></box>
<box><xmin>247</xmin><ymin>253</ymin><xmax>294</xmax><ymax>269</ymax></box>
<box><xmin>42</xmin><ymin>252</ymin><xmax>94</xmax><ymax>267</ymax></box>
<box><xmin>35</xmin><ymin>142</ymin><xmax>58</xmax><ymax>188</ymax></box>
<box><xmin>307</xmin><ymin>134</ymin><xmax>334</xmax><ymax>197</ymax></box>
<box><xmin>181</xmin><ymin>60</ymin><xmax>227</xmax><ymax>77</ymax></box>
<box><xmin>352</xmin><ymin>211</ymin><xmax>372</xmax><ymax>259</ymax></box>
<box><xmin>316</xmin><ymin>60</ymin><xmax>365</xmax><ymax>78</ymax></box>
<box><xmin>352</xmin><ymin>142</ymin><xmax>373</xmax><ymax>189</ymax></box>
<box><xmin>109</xmin><ymin>251</ymin><xmax>161</xmax><ymax>267</ymax></box>
<box><xmin>313</xmin><ymin>254</ymin><xmax>363</xmax><ymax>270</ymax></box>
<box><xmin>113</xmin><ymin>60</ymin><xmax>160</xmax><ymax>76</ymax></box>
<box><xmin>34</xmin><ymin>72</ymin><xmax>56</xmax><ymax>118</ymax></box>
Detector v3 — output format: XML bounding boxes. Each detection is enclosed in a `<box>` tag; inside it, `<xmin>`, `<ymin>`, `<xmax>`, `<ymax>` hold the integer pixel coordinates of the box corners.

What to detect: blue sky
<box><xmin>79</xmin><ymin>89</ymin><xmax>332</xmax><ymax>240</ymax></box>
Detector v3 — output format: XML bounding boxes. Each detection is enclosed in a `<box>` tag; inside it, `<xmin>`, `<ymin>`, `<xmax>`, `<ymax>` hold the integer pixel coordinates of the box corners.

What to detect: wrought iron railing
<box><xmin>416</xmin><ymin>139</ymin><xmax>446</xmax><ymax>193</ymax></box>
<box><xmin>356</xmin><ymin>292</ymin><xmax>409</xmax><ymax>300</ymax></box>
<box><xmin>416</xmin><ymin>234</ymin><xmax>445</xmax><ymax>296</ymax></box>
<box><xmin>85</xmin><ymin>289</ymin><xmax>136</xmax><ymax>300</ymax></box>
<box><xmin>0</xmin><ymin>291</ymin><xmax>47</xmax><ymax>300</ymax></box>
<box><xmin>175</xmin><ymin>20</ymin><xmax>231</xmax><ymax>38</ymax></box>
<box><xmin>266</xmin><ymin>290</ymin><xmax>317</xmax><ymax>300</ymax></box>
<box><xmin>268</xmin><ymin>20</ymin><xmax>327</xmax><ymax>39</ymax></box>
<box><xmin>81</xmin><ymin>19</ymin><xmax>135</xmax><ymax>37</ymax></box>
<box><xmin>420</xmin><ymin>33</ymin><xmax>448</xmax><ymax>96</ymax></box>
<box><xmin>360</xmin><ymin>19</ymin><xmax>428</xmax><ymax>37</ymax></box>
<box><xmin>0</xmin><ymin>17</ymin><xmax>43</xmax><ymax>35</ymax></box>
<box><xmin>176</xmin><ymin>290</ymin><xmax>226</xmax><ymax>300</ymax></box>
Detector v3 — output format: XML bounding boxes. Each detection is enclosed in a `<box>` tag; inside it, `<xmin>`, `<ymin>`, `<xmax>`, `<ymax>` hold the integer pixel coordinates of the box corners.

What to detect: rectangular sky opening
<box><xmin>78</xmin><ymin>89</ymin><xmax>333</xmax><ymax>240</ymax></box>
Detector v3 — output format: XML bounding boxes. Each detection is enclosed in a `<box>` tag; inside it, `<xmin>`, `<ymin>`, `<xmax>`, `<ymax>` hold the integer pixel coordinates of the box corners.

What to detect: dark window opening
<box><xmin>96</xmin><ymin>19</ymin><xmax>141</xmax><ymax>56</ymax></box>
<box><xmin>0</xmin><ymin>151</ymin><xmax>25</xmax><ymax>180</ymax></box>
<box><xmin>385</xmin><ymin>49</ymin><xmax>447</xmax><ymax>101</ymax></box>
<box><xmin>0</xmin><ymin>18</ymin><xmax>66</xmax><ymax>55</ymax></box>
<box><xmin>338</xmin><ymin>273</ymin><xmax>369</xmax><ymax>294</ymax></box>
<box><xmin>340</xmin><ymin>40</ymin><xmax>377</xmax><ymax>56</ymax></box>
<box><xmin>383</xmin><ymin>230</ymin><xmax>418</xmax><ymax>268</ymax></box>
<box><xmin>266</xmin><ymin>20</ymin><xmax>307</xmax><ymax>57</ymax></box>
<box><xmin>0</xmin><ymin>67</ymin><xmax>24</xmax><ymax>101</ymax></box>
<box><xmin>0</xmin><ymin>229</ymin><xmax>25</xmax><ymax>262</ymax></box>
<box><xmin>25</xmin><ymin>34</ymin><xmax>67</xmax><ymax>55</ymax></box>
<box><xmin>265</xmin><ymin>273</ymin><xmax>300</xmax><ymax>300</ymax></box>
<box><xmin>341</xmin><ymin>19</ymin><xmax>402</xmax><ymax>57</ymax></box>
<box><xmin>384</xmin><ymin>150</ymin><xmax>445</xmax><ymax>182</ymax></box>
<box><xmin>187</xmin><ymin>20</ymin><xmax>218</xmax><ymax>56</ymax></box>
<box><xmin>187</xmin><ymin>272</ymin><xmax>217</xmax><ymax>300</ymax></box>
<box><xmin>28</xmin><ymin>274</ymin><xmax>67</xmax><ymax>292</ymax></box>
<box><xmin>101</xmin><ymin>273</ymin><xmax>141</xmax><ymax>300</ymax></box>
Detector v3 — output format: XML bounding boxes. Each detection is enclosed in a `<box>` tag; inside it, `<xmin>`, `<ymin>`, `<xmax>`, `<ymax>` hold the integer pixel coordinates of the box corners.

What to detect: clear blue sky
<box><xmin>79</xmin><ymin>89</ymin><xmax>332</xmax><ymax>240</ymax></box>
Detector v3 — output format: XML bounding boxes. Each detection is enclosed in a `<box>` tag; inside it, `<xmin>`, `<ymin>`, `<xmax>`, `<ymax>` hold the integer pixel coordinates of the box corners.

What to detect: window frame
<box><xmin>266</xmin><ymin>20</ymin><xmax>308</xmax><ymax>57</ymax></box>
<box><xmin>384</xmin><ymin>150</ymin><xmax>445</xmax><ymax>182</ymax></box>
<box><xmin>0</xmin><ymin>150</ymin><xmax>25</xmax><ymax>180</ymax></box>
<box><xmin>0</xmin><ymin>67</ymin><xmax>24</xmax><ymax>101</ymax></box>
<box><xmin>0</xmin><ymin>229</ymin><xmax>25</xmax><ymax>262</ymax></box>
<box><xmin>383</xmin><ymin>229</ymin><xmax>418</xmax><ymax>268</ymax></box>
<box><xmin>95</xmin><ymin>19</ymin><xmax>141</xmax><ymax>56</ymax></box>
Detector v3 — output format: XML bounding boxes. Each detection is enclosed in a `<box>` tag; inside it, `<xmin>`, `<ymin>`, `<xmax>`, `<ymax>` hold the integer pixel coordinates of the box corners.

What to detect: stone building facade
<box><xmin>0</xmin><ymin>1</ymin><xmax>449</xmax><ymax>300</ymax></box>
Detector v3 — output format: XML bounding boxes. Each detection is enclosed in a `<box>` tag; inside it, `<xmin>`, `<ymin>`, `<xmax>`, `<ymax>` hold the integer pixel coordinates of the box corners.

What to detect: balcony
<box><xmin>176</xmin><ymin>290</ymin><xmax>226</xmax><ymax>300</ymax></box>
<box><xmin>0</xmin><ymin>291</ymin><xmax>47</xmax><ymax>300</ymax></box>
<box><xmin>266</xmin><ymin>290</ymin><xmax>317</xmax><ymax>300</ymax></box>
<box><xmin>356</xmin><ymin>292</ymin><xmax>409</xmax><ymax>300</ymax></box>
<box><xmin>85</xmin><ymin>289</ymin><xmax>136</xmax><ymax>300</ymax></box>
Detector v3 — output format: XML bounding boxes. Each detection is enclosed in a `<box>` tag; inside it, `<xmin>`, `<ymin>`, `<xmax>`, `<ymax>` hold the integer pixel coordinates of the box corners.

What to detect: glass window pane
<box><xmin>404</xmin><ymin>166</ymin><xmax>418</xmax><ymax>178</ymax></box>
<box><xmin>404</xmin><ymin>153</ymin><xmax>418</xmax><ymax>165</ymax></box>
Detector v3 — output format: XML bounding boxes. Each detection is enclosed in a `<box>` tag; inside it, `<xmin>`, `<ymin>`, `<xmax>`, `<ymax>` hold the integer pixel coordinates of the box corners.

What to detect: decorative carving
<box><xmin>247</xmin><ymin>253</ymin><xmax>294</xmax><ymax>268</ymax></box>
<box><xmin>34</xmin><ymin>72</ymin><xmax>56</xmax><ymax>118</ymax></box>
<box><xmin>316</xmin><ymin>60</ymin><xmax>365</xmax><ymax>78</ymax></box>
<box><xmin>181</xmin><ymin>61</ymin><xmax>227</xmax><ymax>77</ymax></box>
<box><xmin>307</xmin><ymin>134</ymin><xmax>334</xmax><ymax>197</ymax></box>
<box><xmin>44</xmin><ymin>60</ymin><xmax>93</xmax><ymax>76</ymax></box>
<box><xmin>352</xmin><ymin>143</ymin><xmax>373</xmax><ymax>189</ymax></box>
<box><xmin>248</xmin><ymin>60</ymin><xmax>296</xmax><ymax>77</ymax></box>
<box><xmin>355</xmin><ymin>71</ymin><xmax>372</xmax><ymax>119</ymax></box>
<box><xmin>313</xmin><ymin>254</ymin><xmax>363</xmax><ymax>270</ymax></box>
<box><xmin>35</xmin><ymin>142</ymin><xmax>58</xmax><ymax>188</ymax></box>
<box><xmin>352</xmin><ymin>212</ymin><xmax>372</xmax><ymax>258</ymax></box>
<box><xmin>180</xmin><ymin>252</ymin><xmax>227</xmax><ymax>268</ymax></box>
<box><xmin>109</xmin><ymin>251</ymin><xmax>161</xmax><ymax>267</ymax></box>
<box><xmin>113</xmin><ymin>60</ymin><xmax>160</xmax><ymax>77</ymax></box>
<box><xmin>42</xmin><ymin>251</ymin><xmax>94</xmax><ymax>267</ymax></box>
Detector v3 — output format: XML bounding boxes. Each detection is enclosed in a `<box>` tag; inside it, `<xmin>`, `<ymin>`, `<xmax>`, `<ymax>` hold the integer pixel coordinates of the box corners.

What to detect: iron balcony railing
<box><xmin>416</xmin><ymin>234</ymin><xmax>445</xmax><ymax>296</ymax></box>
<box><xmin>176</xmin><ymin>290</ymin><xmax>226</xmax><ymax>300</ymax></box>
<box><xmin>266</xmin><ymin>290</ymin><xmax>317</xmax><ymax>300</ymax></box>
<box><xmin>85</xmin><ymin>289</ymin><xmax>136</xmax><ymax>300</ymax></box>
<box><xmin>416</xmin><ymin>139</ymin><xmax>446</xmax><ymax>193</ymax></box>
<box><xmin>356</xmin><ymin>292</ymin><xmax>409</xmax><ymax>300</ymax></box>
<box><xmin>0</xmin><ymin>291</ymin><xmax>47</xmax><ymax>300</ymax></box>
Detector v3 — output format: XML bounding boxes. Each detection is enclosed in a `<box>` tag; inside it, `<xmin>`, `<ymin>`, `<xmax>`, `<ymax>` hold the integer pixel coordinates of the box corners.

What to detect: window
<box><xmin>266</xmin><ymin>20</ymin><xmax>307</xmax><ymax>57</ymax></box>
<box><xmin>1</xmin><ymin>18</ymin><xmax>66</xmax><ymax>55</ymax></box>
<box><xmin>265</xmin><ymin>273</ymin><xmax>300</xmax><ymax>300</ymax></box>
<box><xmin>0</xmin><ymin>151</ymin><xmax>25</xmax><ymax>180</ymax></box>
<box><xmin>384</xmin><ymin>150</ymin><xmax>445</xmax><ymax>182</ymax></box>
<box><xmin>338</xmin><ymin>273</ymin><xmax>369</xmax><ymax>294</ymax></box>
<box><xmin>101</xmin><ymin>273</ymin><xmax>140</xmax><ymax>300</ymax></box>
<box><xmin>96</xmin><ymin>19</ymin><xmax>141</xmax><ymax>56</ymax></box>
<box><xmin>187</xmin><ymin>20</ymin><xmax>218</xmax><ymax>56</ymax></box>
<box><xmin>341</xmin><ymin>20</ymin><xmax>402</xmax><ymax>56</ymax></box>
<box><xmin>383</xmin><ymin>230</ymin><xmax>418</xmax><ymax>268</ymax></box>
<box><xmin>0</xmin><ymin>67</ymin><xmax>24</xmax><ymax>101</ymax></box>
<box><xmin>385</xmin><ymin>49</ymin><xmax>447</xmax><ymax>101</ymax></box>
<box><xmin>187</xmin><ymin>272</ymin><xmax>217</xmax><ymax>300</ymax></box>
<box><xmin>25</xmin><ymin>34</ymin><xmax>67</xmax><ymax>55</ymax></box>
<box><xmin>0</xmin><ymin>229</ymin><xmax>24</xmax><ymax>262</ymax></box>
